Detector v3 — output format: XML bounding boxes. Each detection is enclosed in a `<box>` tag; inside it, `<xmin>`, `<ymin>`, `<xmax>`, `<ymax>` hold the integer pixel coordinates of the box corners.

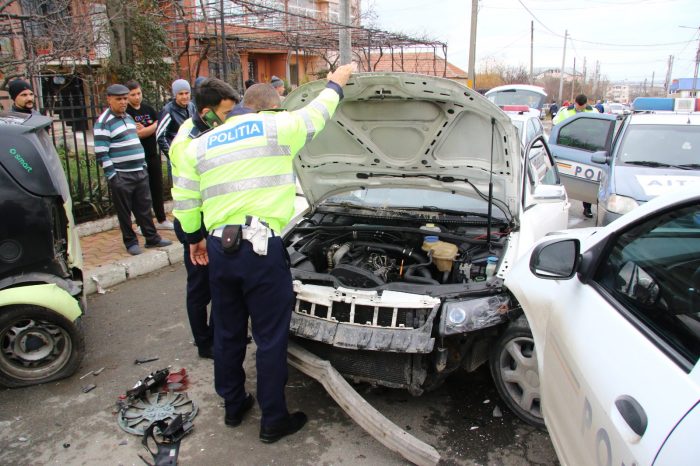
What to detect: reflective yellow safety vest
<box><xmin>553</xmin><ymin>104</ymin><xmax>598</xmax><ymax>125</ymax></box>
<box><xmin>172</xmin><ymin>87</ymin><xmax>340</xmax><ymax>235</ymax></box>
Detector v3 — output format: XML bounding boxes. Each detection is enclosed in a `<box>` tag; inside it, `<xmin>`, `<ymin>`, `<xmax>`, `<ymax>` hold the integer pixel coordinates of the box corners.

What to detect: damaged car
<box><xmin>282</xmin><ymin>73</ymin><xmax>569</xmax><ymax>426</ymax></box>
<box><xmin>0</xmin><ymin>112</ymin><xmax>85</xmax><ymax>387</ymax></box>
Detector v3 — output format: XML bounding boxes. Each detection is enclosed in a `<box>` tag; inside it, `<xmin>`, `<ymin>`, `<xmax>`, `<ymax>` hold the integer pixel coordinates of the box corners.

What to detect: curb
<box><xmin>83</xmin><ymin>241</ymin><xmax>183</xmax><ymax>296</ymax></box>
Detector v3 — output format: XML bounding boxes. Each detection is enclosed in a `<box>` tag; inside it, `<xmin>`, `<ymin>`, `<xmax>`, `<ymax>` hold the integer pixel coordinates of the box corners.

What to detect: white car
<box><xmin>504</xmin><ymin>106</ymin><xmax>546</xmax><ymax>148</ymax></box>
<box><xmin>505</xmin><ymin>187</ymin><xmax>700</xmax><ymax>465</ymax></box>
<box><xmin>282</xmin><ymin>73</ymin><xmax>569</xmax><ymax>420</ymax></box>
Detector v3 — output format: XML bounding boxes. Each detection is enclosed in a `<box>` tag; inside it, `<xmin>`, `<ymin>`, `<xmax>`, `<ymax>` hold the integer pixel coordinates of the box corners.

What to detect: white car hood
<box><xmin>284</xmin><ymin>73</ymin><xmax>522</xmax><ymax>216</ymax></box>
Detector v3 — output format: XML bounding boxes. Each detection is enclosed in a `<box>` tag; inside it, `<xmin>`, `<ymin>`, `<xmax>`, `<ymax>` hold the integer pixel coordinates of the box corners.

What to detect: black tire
<box><xmin>490</xmin><ymin>319</ymin><xmax>545</xmax><ymax>428</ymax></box>
<box><xmin>0</xmin><ymin>305</ymin><xmax>84</xmax><ymax>388</ymax></box>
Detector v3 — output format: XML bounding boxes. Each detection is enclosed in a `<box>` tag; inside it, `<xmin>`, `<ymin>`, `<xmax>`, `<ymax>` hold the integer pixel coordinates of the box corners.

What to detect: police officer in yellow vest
<box><xmin>170</xmin><ymin>78</ymin><xmax>240</xmax><ymax>360</ymax></box>
<box><xmin>172</xmin><ymin>64</ymin><xmax>354</xmax><ymax>443</ymax></box>
<box><xmin>553</xmin><ymin>93</ymin><xmax>599</xmax><ymax>218</ymax></box>
<box><xmin>553</xmin><ymin>93</ymin><xmax>599</xmax><ymax>125</ymax></box>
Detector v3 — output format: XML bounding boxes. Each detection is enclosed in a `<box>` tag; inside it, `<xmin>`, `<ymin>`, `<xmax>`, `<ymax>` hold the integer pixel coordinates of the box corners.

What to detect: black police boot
<box><xmin>259</xmin><ymin>412</ymin><xmax>307</xmax><ymax>443</ymax></box>
<box><xmin>197</xmin><ymin>345</ymin><xmax>214</xmax><ymax>359</ymax></box>
<box><xmin>225</xmin><ymin>393</ymin><xmax>255</xmax><ymax>427</ymax></box>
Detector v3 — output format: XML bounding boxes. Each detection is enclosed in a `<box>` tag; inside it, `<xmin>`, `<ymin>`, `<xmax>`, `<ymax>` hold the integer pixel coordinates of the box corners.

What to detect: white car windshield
<box><xmin>618</xmin><ymin>125</ymin><xmax>700</xmax><ymax>168</ymax></box>
<box><xmin>324</xmin><ymin>188</ymin><xmax>508</xmax><ymax>219</ymax></box>
<box><xmin>487</xmin><ymin>90</ymin><xmax>546</xmax><ymax>110</ymax></box>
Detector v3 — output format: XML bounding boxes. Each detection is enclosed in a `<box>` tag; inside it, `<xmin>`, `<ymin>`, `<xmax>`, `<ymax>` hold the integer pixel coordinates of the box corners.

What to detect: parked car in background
<box><xmin>549</xmin><ymin>100</ymin><xmax>700</xmax><ymax>225</ymax></box>
<box><xmin>485</xmin><ymin>84</ymin><xmax>548</xmax><ymax>120</ymax></box>
<box><xmin>503</xmin><ymin>105</ymin><xmax>545</xmax><ymax>148</ymax></box>
<box><xmin>0</xmin><ymin>112</ymin><xmax>85</xmax><ymax>387</ymax></box>
<box><xmin>607</xmin><ymin>102</ymin><xmax>631</xmax><ymax>116</ymax></box>
<box><xmin>505</xmin><ymin>186</ymin><xmax>700</xmax><ymax>466</ymax></box>
<box><xmin>283</xmin><ymin>73</ymin><xmax>569</xmax><ymax>427</ymax></box>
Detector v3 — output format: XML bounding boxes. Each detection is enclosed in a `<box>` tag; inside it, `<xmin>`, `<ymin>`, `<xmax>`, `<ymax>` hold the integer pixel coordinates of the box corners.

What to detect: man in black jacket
<box><xmin>156</xmin><ymin>79</ymin><xmax>196</xmax><ymax>160</ymax></box>
<box><xmin>8</xmin><ymin>80</ymin><xmax>40</xmax><ymax>115</ymax></box>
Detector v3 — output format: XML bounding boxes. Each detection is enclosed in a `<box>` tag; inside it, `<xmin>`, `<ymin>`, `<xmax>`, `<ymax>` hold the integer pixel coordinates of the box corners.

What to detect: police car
<box><xmin>505</xmin><ymin>186</ymin><xmax>700</xmax><ymax>465</ymax></box>
<box><xmin>501</xmin><ymin>105</ymin><xmax>545</xmax><ymax>148</ymax></box>
<box><xmin>549</xmin><ymin>98</ymin><xmax>700</xmax><ymax>225</ymax></box>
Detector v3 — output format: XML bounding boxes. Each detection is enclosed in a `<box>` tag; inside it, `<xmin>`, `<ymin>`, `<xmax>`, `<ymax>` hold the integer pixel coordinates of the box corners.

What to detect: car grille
<box><xmin>294</xmin><ymin>298</ymin><xmax>431</xmax><ymax>329</ymax></box>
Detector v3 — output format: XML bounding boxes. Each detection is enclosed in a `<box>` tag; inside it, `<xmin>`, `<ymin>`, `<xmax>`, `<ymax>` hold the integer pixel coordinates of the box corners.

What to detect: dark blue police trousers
<box><xmin>207</xmin><ymin>234</ymin><xmax>294</xmax><ymax>427</ymax></box>
<box><xmin>174</xmin><ymin>219</ymin><xmax>213</xmax><ymax>349</ymax></box>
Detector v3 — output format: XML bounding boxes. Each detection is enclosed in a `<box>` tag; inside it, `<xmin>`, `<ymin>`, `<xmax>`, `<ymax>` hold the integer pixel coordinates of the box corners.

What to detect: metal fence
<box><xmin>2</xmin><ymin>83</ymin><xmax>172</xmax><ymax>224</ymax></box>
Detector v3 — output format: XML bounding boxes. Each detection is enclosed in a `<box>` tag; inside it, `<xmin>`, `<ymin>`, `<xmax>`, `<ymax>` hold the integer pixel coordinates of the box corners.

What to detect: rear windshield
<box><xmin>618</xmin><ymin>124</ymin><xmax>700</xmax><ymax>166</ymax></box>
<box><xmin>487</xmin><ymin>89</ymin><xmax>546</xmax><ymax>110</ymax></box>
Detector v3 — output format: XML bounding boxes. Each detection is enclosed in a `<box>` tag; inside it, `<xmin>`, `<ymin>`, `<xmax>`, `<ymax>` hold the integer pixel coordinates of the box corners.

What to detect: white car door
<box><xmin>508</xmin><ymin>200</ymin><xmax>700</xmax><ymax>466</ymax></box>
<box><xmin>518</xmin><ymin>136</ymin><xmax>570</xmax><ymax>254</ymax></box>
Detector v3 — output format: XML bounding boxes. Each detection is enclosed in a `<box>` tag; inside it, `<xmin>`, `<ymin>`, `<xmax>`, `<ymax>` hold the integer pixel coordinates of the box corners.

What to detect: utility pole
<box><xmin>570</xmin><ymin>57</ymin><xmax>576</xmax><ymax>101</ymax></box>
<box><xmin>592</xmin><ymin>60</ymin><xmax>599</xmax><ymax>100</ymax></box>
<box><xmin>557</xmin><ymin>30</ymin><xmax>567</xmax><ymax>104</ymax></box>
<box><xmin>339</xmin><ymin>0</ymin><xmax>352</xmax><ymax>65</ymax></box>
<box><xmin>650</xmin><ymin>71</ymin><xmax>655</xmax><ymax>96</ymax></box>
<box><xmin>582</xmin><ymin>56</ymin><xmax>587</xmax><ymax>86</ymax></box>
<box><xmin>529</xmin><ymin>20</ymin><xmax>534</xmax><ymax>84</ymax></box>
<box><xmin>680</xmin><ymin>26</ymin><xmax>700</xmax><ymax>97</ymax></box>
<box><xmin>693</xmin><ymin>42</ymin><xmax>700</xmax><ymax>97</ymax></box>
<box><xmin>468</xmin><ymin>0</ymin><xmax>478</xmax><ymax>88</ymax></box>
<box><xmin>664</xmin><ymin>55</ymin><xmax>674</xmax><ymax>95</ymax></box>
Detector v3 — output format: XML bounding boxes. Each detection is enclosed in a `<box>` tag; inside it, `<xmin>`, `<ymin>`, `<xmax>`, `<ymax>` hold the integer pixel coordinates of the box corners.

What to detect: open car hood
<box><xmin>284</xmin><ymin>73</ymin><xmax>522</xmax><ymax>215</ymax></box>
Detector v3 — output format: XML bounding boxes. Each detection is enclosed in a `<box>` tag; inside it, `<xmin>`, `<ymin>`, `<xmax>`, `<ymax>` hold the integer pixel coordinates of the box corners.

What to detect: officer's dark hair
<box><xmin>194</xmin><ymin>78</ymin><xmax>240</xmax><ymax>112</ymax></box>
<box><xmin>125</xmin><ymin>80</ymin><xmax>141</xmax><ymax>91</ymax></box>
<box><xmin>242</xmin><ymin>83</ymin><xmax>281</xmax><ymax>111</ymax></box>
<box><xmin>575</xmin><ymin>94</ymin><xmax>588</xmax><ymax>106</ymax></box>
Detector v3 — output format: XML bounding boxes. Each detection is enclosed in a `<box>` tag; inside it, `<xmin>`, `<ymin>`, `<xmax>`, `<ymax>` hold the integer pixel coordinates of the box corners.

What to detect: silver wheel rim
<box><xmin>498</xmin><ymin>336</ymin><xmax>542</xmax><ymax>419</ymax></box>
<box><xmin>0</xmin><ymin>318</ymin><xmax>72</xmax><ymax>381</ymax></box>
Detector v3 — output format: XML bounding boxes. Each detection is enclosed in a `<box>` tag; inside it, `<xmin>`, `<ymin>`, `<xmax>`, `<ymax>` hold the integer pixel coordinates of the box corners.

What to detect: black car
<box><xmin>0</xmin><ymin>112</ymin><xmax>84</xmax><ymax>387</ymax></box>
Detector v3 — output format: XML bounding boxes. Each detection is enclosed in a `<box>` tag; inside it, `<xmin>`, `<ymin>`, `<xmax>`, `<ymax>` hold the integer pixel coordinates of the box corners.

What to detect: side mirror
<box><xmin>591</xmin><ymin>150</ymin><xmax>609</xmax><ymax>164</ymax></box>
<box><xmin>529</xmin><ymin>238</ymin><xmax>580</xmax><ymax>279</ymax></box>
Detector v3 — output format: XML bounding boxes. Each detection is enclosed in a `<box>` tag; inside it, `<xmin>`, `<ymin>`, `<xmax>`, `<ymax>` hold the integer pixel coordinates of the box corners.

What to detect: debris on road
<box><xmin>81</xmin><ymin>384</ymin><xmax>96</xmax><ymax>393</ymax></box>
<box><xmin>287</xmin><ymin>341</ymin><xmax>440</xmax><ymax>466</ymax></box>
<box><xmin>134</xmin><ymin>357</ymin><xmax>160</xmax><ymax>365</ymax></box>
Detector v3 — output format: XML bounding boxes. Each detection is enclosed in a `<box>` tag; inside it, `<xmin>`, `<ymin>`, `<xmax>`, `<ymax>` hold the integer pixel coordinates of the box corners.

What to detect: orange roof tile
<box><xmin>366</xmin><ymin>52</ymin><xmax>467</xmax><ymax>78</ymax></box>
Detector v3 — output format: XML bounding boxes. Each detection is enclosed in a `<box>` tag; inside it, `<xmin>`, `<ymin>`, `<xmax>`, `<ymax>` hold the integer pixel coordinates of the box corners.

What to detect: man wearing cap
<box><xmin>270</xmin><ymin>76</ymin><xmax>285</xmax><ymax>99</ymax></box>
<box><xmin>94</xmin><ymin>84</ymin><xmax>172</xmax><ymax>255</ymax></box>
<box><xmin>156</xmin><ymin>79</ymin><xmax>197</xmax><ymax>160</ymax></box>
<box><xmin>8</xmin><ymin>79</ymin><xmax>39</xmax><ymax>115</ymax></box>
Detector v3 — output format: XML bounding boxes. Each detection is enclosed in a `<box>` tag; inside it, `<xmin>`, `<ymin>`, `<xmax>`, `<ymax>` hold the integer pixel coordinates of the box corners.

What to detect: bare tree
<box><xmin>0</xmin><ymin>0</ymin><xmax>105</xmax><ymax>88</ymax></box>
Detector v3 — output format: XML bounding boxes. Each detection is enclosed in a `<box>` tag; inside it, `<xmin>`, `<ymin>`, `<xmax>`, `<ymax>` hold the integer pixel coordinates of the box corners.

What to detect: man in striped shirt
<box><xmin>94</xmin><ymin>84</ymin><xmax>172</xmax><ymax>255</ymax></box>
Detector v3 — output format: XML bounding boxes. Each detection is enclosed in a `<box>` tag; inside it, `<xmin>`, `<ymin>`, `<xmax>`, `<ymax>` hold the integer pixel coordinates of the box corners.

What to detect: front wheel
<box><xmin>490</xmin><ymin>320</ymin><xmax>544</xmax><ymax>428</ymax></box>
<box><xmin>0</xmin><ymin>305</ymin><xmax>84</xmax><ymax>388</ymax></box>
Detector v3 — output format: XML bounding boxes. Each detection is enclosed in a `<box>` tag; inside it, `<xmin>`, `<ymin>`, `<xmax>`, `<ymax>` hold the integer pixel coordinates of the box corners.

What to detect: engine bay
<box><xmin>284</xmin><ymin>209</ymin><xmax>509</xmax><ymax>289</ymax></box>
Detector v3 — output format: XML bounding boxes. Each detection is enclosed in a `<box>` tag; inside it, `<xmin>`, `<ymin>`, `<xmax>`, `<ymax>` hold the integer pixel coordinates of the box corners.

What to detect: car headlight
<box><xmin>439</xmin><ymin>294</ymin><xmax>512</xmax><ymax>336</ymax></box>
<box><xmin>605</xmin><ymin>194</ymin><xmax>639</xmax><ymax>215</ymax></box>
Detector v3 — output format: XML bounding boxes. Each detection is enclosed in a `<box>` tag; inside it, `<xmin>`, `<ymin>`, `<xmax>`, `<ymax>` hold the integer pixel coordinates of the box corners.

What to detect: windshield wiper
<box><xmin>400</xmin><ymin>206</ymin><xmax>508</xmax><ymax>224</ymax></box>
<box><xmin>625</xmin><ymin>160</ymin><xmax>671</xmax><ymax>167</ymax></box>
<box><xmin>624</xmin><ymin>160</ymin><xmax>694</xmax><ymax>170</ymax></box>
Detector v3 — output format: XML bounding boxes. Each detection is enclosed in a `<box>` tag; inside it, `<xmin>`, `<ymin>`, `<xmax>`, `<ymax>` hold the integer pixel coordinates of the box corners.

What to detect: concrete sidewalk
<box><xmin>78</xmin><ymin>206</ymin><xmax>183</xmax><ymax>296</ymax></box>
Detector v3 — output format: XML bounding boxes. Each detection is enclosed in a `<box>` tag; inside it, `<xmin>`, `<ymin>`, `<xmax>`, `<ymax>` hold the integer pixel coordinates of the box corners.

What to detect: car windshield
<box><xmin>324</xmin><ymin>188</ymin><xmax>508</xmax><ymax>219</ymax></box>
<box><xmin>618</xmin><ymin>124</ymin><xmax>700</xmax><ymax>167</ymax></box>
<box><xmin>487</xmin><ymin>89</ymin><xmax>546</xmax><ymax>110</ymax></box>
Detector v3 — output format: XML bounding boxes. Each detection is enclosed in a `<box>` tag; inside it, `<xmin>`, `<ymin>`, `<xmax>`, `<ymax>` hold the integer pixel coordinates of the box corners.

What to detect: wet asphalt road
<box><xmin>0</xmin><ymin>203</ymin><xmax>592</xmax><ymax>465</ymax></box>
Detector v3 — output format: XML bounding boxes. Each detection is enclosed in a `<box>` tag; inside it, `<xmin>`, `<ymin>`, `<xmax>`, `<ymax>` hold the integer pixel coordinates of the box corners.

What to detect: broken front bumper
<box><xmin>289</xmin><ymin>281</ymin><xmax>441</xmax><ymax>353</ymax></box>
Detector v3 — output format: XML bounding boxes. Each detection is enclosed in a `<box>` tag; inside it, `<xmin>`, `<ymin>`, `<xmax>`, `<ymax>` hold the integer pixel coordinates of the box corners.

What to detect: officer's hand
<box><xmin>190</xmin><ymin>239</ymin><xmax>208</xmax><ymax>266</ymax></box>
<box><xmin>327</xmin><ymin>63</ymin><xmax>355</xmax><ymax>87</ymax></box>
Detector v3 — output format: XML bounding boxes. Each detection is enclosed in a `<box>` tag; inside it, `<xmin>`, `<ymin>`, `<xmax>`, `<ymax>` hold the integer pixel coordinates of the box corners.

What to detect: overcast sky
<box><xmin>367</xmin><ymin>0</ymin><xmax>700</xmax><ymax>84</ymax></box>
